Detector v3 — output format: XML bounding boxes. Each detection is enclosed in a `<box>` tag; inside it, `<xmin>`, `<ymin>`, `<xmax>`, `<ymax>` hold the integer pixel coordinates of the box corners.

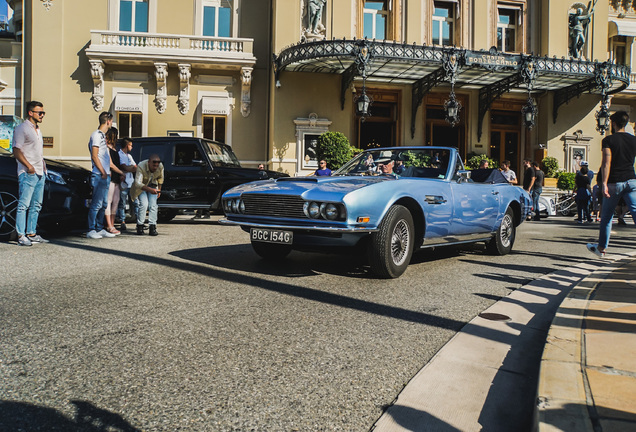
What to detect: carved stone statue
<box><xmin>569</xmin><ymin>1</ymin><xmax>596</xmax><ymax>59</ymax></box>
<box><xmin>302</xmin><ymin>0</ymin><xmax>326</xmax><ymax>41</ymax></box>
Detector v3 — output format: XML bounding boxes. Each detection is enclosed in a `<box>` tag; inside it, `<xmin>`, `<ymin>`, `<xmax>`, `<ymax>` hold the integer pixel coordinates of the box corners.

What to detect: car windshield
<box><xmin>334</xmin><ymin>148</ymin><xmax>453</xmax><ymax>179</ymax></box>
<box><xmin>204</xmin><ymin>141</ymin><xmax>241</xmax><ymax>168</ymax></box>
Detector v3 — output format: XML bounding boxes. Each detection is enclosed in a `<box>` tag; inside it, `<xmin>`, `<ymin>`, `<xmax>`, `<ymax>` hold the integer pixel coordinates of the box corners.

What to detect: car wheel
<box><xmin>251</xmin><ymin>241</ymin><xmax>292</xmax><ymax>260</ymax></box>
<box><xmin>157</xmin><ymin>209</ymin><xmax>178</xmax><ymax>223</ymax></box>
<box><xmin>368</xmin><ymin>205</ymin><xmax>414</xmax><ymax>279</ymax></box>
<box><xmin>0</xmin><ymin>185</ymin><xmax>19</xmax><ymax>242</ymax></box>
<box><xmin>486</xmin><ymin>207</ymin><xmax>516</xmax><ymax>255</ymax></box>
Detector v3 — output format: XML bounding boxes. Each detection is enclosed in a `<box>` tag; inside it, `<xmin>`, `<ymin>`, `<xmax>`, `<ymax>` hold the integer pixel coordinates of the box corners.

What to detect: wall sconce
<box><xmin>521</xmin><ymin>95</ymin><xmax>538</xmax><ymax>129</ymax></box>
<box><xmin>444</xmin><ymin>91</ymin><xmax>461</xmax><ymax>127</ymax></box>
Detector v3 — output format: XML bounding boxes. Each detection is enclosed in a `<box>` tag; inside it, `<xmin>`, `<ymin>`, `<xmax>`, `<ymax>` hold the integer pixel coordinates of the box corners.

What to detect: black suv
<box><xmin>129</xmin><ymin>137</ymin><xmax>288</xmax><ymax>221</ymax></box>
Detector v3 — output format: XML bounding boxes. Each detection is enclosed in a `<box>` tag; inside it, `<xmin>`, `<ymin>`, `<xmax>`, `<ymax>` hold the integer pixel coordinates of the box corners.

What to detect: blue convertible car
<box><xmin>221</xmin><ymin>147</ymin><xmax>532</xmax><ymax>278</ymax></box>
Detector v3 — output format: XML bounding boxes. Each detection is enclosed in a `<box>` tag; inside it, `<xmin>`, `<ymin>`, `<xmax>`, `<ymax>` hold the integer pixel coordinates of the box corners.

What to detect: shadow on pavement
<box><xmin>379</xmin><ymin>405</ymin><xmax>462</xmax><ymax>432</ymax></box>
<box><xmin>0</xmin><ymin>400</ymin><xmax>141</xmax><ymax>431</ymax></box>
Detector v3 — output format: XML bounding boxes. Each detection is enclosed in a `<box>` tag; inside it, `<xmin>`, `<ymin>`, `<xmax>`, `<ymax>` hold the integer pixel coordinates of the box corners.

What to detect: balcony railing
<box><xmin>86</xmin><ymin>30</ymin><xmax>255</xmax><ymax>67</ymax></box>
<box><xmin>628</xmin><ymin>72</ymin><xmax>636</xmax><ymax>90</ymax></box>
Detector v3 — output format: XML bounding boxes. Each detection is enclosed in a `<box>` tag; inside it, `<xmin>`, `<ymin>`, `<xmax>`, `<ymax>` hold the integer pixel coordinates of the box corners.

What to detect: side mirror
<box><xmin>457</xmin><ymin>170</ymin><xmax>471</xmax><ymax>183</ymax></box>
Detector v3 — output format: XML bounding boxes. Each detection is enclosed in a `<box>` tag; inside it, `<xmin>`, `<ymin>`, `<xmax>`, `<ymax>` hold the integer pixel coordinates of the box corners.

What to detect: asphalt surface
<box><xmin>0</xmin><ymin>215</ymin><xmax>633</xmax><ymax>431</ymax></box>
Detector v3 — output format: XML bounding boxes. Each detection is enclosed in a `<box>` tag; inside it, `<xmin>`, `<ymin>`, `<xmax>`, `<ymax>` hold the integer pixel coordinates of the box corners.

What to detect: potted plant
<box><xmin>316</xmin><ymin>131</ymin><xmax>353</xmax><ymax>171</ymax></box>
<box><xmin>557</xmin><ymin>171</ymin><xmax>576</xmax><ymax>191</ymax></box>
<box><xmin>541</xmin><ymin>156</ymin><xmax>559</xmax><ymax>187</ymax></box>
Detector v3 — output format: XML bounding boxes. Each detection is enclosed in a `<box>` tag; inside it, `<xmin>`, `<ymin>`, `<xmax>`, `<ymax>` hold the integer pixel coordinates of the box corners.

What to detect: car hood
<box><xmin>225</xmin><ymin>175</ymin><xmax>395</xmax><ymax>201</ymax></box>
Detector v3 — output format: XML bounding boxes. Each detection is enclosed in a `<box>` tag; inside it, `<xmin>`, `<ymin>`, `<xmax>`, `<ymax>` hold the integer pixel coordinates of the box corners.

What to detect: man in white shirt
<box><xmin>87</xmin><ymin>111</ymin><xmax>116</xmax><ymax>239</ymax></box>
<box><xmin>500</xmin><ymin>160</ymin><xmax>518</xmax><ymax>184</ymax></box>
<box><xmin>12</xmin><ymin>101</ymin><xmax>49</xmax><ymax>246</ymax></box>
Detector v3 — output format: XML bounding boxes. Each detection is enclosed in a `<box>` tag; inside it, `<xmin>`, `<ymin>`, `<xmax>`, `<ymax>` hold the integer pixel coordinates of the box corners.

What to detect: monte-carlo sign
<box><xmin>465</xmin><ymin>52</ymin><xmax>521</xmax><ymax>69</ymax></box>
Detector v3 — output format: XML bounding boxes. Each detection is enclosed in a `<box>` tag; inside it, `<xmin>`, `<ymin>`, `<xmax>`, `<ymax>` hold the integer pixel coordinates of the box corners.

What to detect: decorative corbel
<box><xmin>241</xmin><ymin>67</ymin><xmax>253</xmax><ymax>117</ymax></box>
<box><xmin>177</xmin><ymin>64</ymin><xmax>191</xmax><ymax>115</ymax></box>
<box><xmin>89</xmin><ymin>60</ymin><xmax>104</xmax><ymax>112</ymax></box>
<box><xmin>154</xmin><ymin>62</ymin><xmax>168</xmax><ymax>114</ymax></box>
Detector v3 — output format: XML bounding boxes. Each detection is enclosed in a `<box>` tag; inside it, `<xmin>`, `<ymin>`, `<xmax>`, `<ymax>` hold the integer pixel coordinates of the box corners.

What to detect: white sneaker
<box><xmin>17</xmin><ymin>235</ymin><xmax>32</xmax><ymax>246</ymax></box>
<box><xmin>586</xmin><ymin>243</ymin><xmax>606</xmax><ymax>258</ymax></box>
<box><xmin>97</xmin><ymin>229</ymin><xmax>116</xmax><ymax>238</ymax></box>
<box><xmin>87</xmin><ymin>230</ymin><xmax>103</xmax><ymax>239</ymax></box>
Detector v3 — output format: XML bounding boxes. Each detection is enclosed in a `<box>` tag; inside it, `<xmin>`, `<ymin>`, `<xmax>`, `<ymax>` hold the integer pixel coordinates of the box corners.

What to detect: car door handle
<box><xmin>491</xmin><ymin>191</ymin><xmax>499</xmax><ymax>195</ymax></box>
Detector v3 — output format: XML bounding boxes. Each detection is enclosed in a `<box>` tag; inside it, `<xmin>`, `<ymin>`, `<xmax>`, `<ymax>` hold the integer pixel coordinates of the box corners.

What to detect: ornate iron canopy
<box><xmin>273</xmin><ymin>39</ymin><xmax>630</xmax><ymax>139</ymax></box>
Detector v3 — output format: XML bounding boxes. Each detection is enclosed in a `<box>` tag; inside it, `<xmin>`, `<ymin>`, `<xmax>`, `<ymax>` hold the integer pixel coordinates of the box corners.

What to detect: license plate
<box><xmin>250</xmin><ymin>228</ymin><xmax>293</xmax><ymax>244</ymax></box>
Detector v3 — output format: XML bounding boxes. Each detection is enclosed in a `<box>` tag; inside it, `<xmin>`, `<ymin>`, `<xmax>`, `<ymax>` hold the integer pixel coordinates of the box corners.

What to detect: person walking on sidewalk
<box><xmin>587</xmin><ymin>110</ymin><xmax>636</xmax><ymax>258</ymax></box>
<box><xmin>531</xmin><ymin>161</ymin><xmax>544</xmax><ymax>221</ymax></box>
<box><xmin>12</xmin><ymin>101</ymin><xmax>49</xmax><ymax>246</ymax></box>
<box><xmin>87</xmin><ymin>112</ymin><xmax>116</xmax><ymax>240</ymax></box>
<box><xmin>131</xmin><ymin>155</ymin><xmax>164</xmax><ymax>236</ymax></box>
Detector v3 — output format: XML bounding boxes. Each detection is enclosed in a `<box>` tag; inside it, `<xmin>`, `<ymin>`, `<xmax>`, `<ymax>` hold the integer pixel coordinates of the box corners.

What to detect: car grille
<box><xmin>243</xmin><ymin>194</ymin><xmax>307</xmax><ymax>218</ymax></box>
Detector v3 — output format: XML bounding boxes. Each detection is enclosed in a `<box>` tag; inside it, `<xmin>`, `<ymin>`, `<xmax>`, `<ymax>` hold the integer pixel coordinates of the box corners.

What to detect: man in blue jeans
<box><xmin>131</xmin><ymin>155</ymin><xmax>164</xmax><ymax>236</ymax></box>
<box><xmin>12</xmin><ymin>101</ymin><xmax>49</xmax><ymax>246</ymax></box>
<box><xmin>531</xmin><ymin>161</ymin><xmax>544</xmax><ymax>221</ymax></box>
<box><xmin>587</xmin><ymin>111</ymin><xmax>636</xmax><ymax>258</ymax></box>
<box><xmin>87</xmin><ymin>112</ymin><xmax>116</xmax><ymax>239</ymax></box>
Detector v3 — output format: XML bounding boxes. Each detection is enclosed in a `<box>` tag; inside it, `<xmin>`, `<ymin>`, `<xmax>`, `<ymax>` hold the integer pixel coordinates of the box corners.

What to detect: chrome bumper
<box><xmin>219</xmin><ymin>218</ymin><xmax>378</xmax><ymax>233</ymax></box>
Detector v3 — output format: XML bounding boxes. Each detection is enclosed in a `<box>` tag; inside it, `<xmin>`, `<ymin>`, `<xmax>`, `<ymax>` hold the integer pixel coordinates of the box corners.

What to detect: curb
<box><xmin>371</xmin><ymin>260</ymin><xmax>605</xmax><ymax>432</ymax></box>
<box><xmin>535</xmin><ymin>253</ymin><xmax>636</xmax><ymax>432</ymax></box>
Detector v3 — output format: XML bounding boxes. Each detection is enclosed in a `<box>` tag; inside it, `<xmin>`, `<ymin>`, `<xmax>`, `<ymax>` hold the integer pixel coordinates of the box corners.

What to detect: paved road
<box><xmin>0</xmin><ymin>215</ymin><xmax>633</xmax><ymax>431</ymax></box>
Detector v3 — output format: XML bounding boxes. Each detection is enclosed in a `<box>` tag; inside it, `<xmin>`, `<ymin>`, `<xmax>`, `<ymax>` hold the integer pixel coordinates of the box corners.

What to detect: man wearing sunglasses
<box><xmin>130</xmin><ymin>155</ymin><xmax>164</xmax><ymax>236</ymax></box>
<box><xmin>314</xmin><ymin>159</ymin><xmax>332</xmax><ymax>176</ymax></box>
<box><xmin>12</xmin><ymin>101</ymin><xmax>49</xmax><ymax>246</ymax></box>
<box><xmin>87</xmin><ymin>111</ymin><xmax>115</xmax><ymax>239</ymax></box>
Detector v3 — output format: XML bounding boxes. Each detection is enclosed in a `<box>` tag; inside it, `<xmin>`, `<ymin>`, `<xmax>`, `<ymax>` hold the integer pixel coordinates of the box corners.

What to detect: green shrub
<box><xmin>466</xmin><ymin>154</ymin><xmax>498</xmax><ymax>170</ymax></box>
<box><xmin>316</xmin><ymin>132</ymin><xmax>353</xmax><ymax>170</ymax></box>
<box><xmin>557</xmin><ymin>172</ymin><xmax>576</xmax><ymax>191</ymax></box>
<box><xmin>542</xmin><ymin>156</ymin><xmax>559</xmax><ymax>178</ymax></box>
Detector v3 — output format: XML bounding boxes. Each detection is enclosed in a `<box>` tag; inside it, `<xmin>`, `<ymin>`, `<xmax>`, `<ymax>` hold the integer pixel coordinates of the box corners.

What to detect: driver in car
<box><xmin>377</xmin><ymin>161</ymin><xmax>396</xmax><ymax>176</ymax></box>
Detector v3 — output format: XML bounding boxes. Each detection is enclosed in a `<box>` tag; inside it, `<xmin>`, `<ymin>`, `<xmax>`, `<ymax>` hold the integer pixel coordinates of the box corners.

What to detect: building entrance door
<box><xmin>490</xmin><ymin>110</ymin><xmax>521</xmax><ymax>174</ymax></box>
<box><xmin>424</xmin><ymin>94</ymin><xmax>467</xmax><ymax>161</ymax></box>
<box><xmin>357</xmin><ymin>101</ymin><xmax>396</xmax><ymax>149</ymax></box>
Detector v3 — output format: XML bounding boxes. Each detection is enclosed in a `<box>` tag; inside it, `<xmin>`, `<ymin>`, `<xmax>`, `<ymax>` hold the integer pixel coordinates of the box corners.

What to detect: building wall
<box><xmin>18</xmin><ymin>0</ymin><xmax>269</xmax><ymax>169</ymax></box>
<box><xmin>9</xmin><ymin>0</ymin><xmax>635</xmax><ymax>178</ymax></box>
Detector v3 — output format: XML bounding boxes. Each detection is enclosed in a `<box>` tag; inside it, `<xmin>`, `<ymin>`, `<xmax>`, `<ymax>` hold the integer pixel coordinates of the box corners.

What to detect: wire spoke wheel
<box><xmin>368</xmin><ymin>205</ymin><xmax>414</xmax><ymax>278</ymax></box>
<box><xmin>499</xmin><ymin>212</ymin><xmax>514</xmax><ymax>248</ymax></box>
<box><xmin>486</xmin><ymin>207</ymin><xmax>516</xmax><ymax>255</ymax></box>
<box><xmin>390</xmin><ymin>219</ymin><xmax>411</xmax><ymax>267</ymax></box>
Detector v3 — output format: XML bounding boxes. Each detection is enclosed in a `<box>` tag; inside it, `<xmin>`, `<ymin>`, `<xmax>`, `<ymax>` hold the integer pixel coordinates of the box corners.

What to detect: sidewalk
<box><xmin>536</xmin><ymin>257</ymin><xmax>636</xmax><ymax>431</ymax></box>
<box><xmin>371</xmin><ymin>255</ymin><xmax>636</xmax><ymax>432</ymax></box>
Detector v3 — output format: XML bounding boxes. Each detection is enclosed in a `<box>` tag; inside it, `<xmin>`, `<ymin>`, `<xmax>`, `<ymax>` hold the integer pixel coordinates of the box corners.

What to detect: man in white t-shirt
<box><xmin>500</xmin><ymin>160</ymin><xmax>518</xmax><ymax>185</ymax></box>
<box><xmin>12</xmin><ymin>101</ymin><xmax>49</xmax><ymax>246</ymax></box>
<box><xmin>87</xmin><ymin>111</ymin><xmax>116</xmax><ymax>239</ymax></box>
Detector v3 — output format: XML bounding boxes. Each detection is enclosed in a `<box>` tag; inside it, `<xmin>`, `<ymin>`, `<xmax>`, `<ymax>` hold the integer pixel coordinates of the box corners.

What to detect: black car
<box><xmin>129</xmin><ymin>137</ymin><xmax>289</xmax><ymax>221</ymax></box>
<box><xmin>0</xmin><ymin>147</ymin><xmax>92</xmax><ymax>241</ymax></box>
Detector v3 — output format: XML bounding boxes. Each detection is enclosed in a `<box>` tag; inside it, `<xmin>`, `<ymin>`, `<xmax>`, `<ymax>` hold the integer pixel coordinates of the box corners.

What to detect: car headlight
<box><xmin>231</xmin><ymin>199</ymin><xmax>240</xmax><ymax>214</ymax></box>
<box><xmin>46</xmin><ymin>170</ymin><xmax>66</xmax><ymax>185</ymax></box>
<box><xmin>304</xmin><ymin>201</ymin><xmax>321</xmax><ymax>219</ymax></box>
<box><xmin>322</xmin><ymin>203</ymin><xmax>339</xmax><ymax>221</ymax></box>
<box><xmin>239</xmin><ymin>200</ymin><xmax>245</xmax><ymax>214</ymax></box>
